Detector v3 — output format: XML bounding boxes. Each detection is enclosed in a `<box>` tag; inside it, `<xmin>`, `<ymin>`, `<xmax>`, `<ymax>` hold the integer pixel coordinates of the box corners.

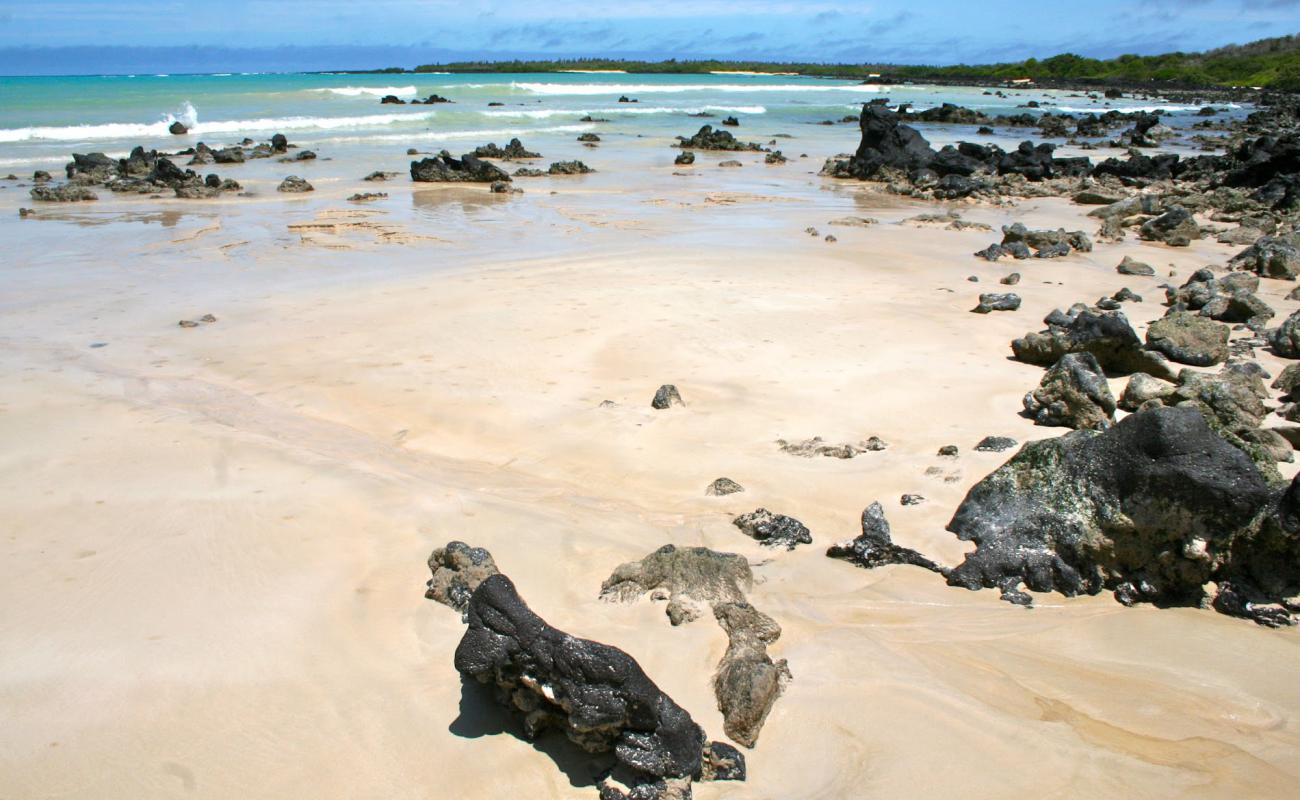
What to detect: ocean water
<box><xmin>0</xmin><ymin>71</ymin><xmax>1244</xmax><ymax>169</ymax></box>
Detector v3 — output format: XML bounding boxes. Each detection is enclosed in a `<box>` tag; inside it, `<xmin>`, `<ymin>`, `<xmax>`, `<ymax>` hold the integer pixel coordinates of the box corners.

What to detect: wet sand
<box><xmin>1</xmin><ymin>135</ymin><xmax>1298</xmax><ymax>799</ymax></box>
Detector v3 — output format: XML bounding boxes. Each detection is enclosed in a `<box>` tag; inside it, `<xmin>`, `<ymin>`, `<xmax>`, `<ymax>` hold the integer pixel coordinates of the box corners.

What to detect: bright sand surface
<box><xmin>1</xmin><ymin>130</ymin><xmax>1299</xmax><ymax>800</ymax></box>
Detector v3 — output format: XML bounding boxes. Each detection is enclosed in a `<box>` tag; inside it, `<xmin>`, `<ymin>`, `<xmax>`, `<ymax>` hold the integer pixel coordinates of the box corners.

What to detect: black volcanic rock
<box><xmin>410</xmin><ymin>151</ymin><xmax>510</xmax><ymax>183</ymax></box>
<box><xmin>455</xmin><ymin>574</ymin><xmax>717</xmax><ymax>797</ymax></box>
<box><xmin>944</xmin><ymin>406</ymin><xmax>1300</xmax><ymax>624</ymax></box>
<box><xmin>826</xmin><ymin>502</ymin><xmax>942</xmax><ymax>572</ymax></box>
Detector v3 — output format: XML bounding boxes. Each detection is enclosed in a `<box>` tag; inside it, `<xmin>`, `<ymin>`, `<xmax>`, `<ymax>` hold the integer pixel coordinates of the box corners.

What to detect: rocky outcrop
<box><xmin>410</xmin><ymin>151</ymin><xmax>511</xmax><ymax>183</ymax></box>
<box><xmin>30</xmin><ymin>184</ymin><xmax>98</xmax><ymax>201</ymax></box>
<box><xmin>777</xmin><ymin>436</ymin><xmax>887</xmax><ymax>458</ymax></box>
<box><xmin>548</xmin><ymin>160</ymin><xmax>595</xmax><ymax>175</ymax></box>
<box><xmin>600</xmin><ymin>545</ymin><xmax>751</xmax><ymax>626</ymax></box>
<box><xmin>675</xmin><ymin>125</ymin><xmax>764</xmax><ymax>152</ymax></box>
<box><xmin>1022</xmin><ymin>352</ymin><xmax>1116</xmax><ymax>430</ymax></box>
<box><xmin>733</xmin><ymin>509</ymin><xmax>811</xmax><ymax>550</ymax></box>
<box><xmin>1011</xmin><ymin>304</ymin><xmax>1176</xmax><ymax>378</ymax></box>
<box><xmin>943</xmin><ymin>406</ymin><xmax>1300</xmax><ymax>625</ymax></box>
<box><xmin>472</xmin><ymin>138</ymin><xmax>541</xmax><ymax>159</ymax></box>
<box><xmin>456</xmin><ymin>574</ymin><xmax>724</xmax><ymax>798</ymax></box>
<box><xmin>976</xmin><ymin>223</ymin><xmax>1092</xmax><ymax>261</ymax></box>
<box><xmin>826</xmin><ymin>502</ymin><xmax>942</xmax><ymax>572</ymax></box>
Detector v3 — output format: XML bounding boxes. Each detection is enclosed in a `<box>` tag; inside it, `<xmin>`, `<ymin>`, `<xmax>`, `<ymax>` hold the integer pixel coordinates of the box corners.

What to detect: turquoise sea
<box><xmin>0</xmin><ymin>71</ymin><xmax>1246</xmax><ymax>170</ymax></box>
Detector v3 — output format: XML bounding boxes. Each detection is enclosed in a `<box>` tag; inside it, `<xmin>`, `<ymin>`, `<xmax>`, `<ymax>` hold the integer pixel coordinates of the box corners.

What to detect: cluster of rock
<box><xmin>185</xmin><ymin>133</ymin><xmax>292</xmax><ymax>165</ymax></box>
<box><xmin>380</xmin><ymin>93</ymin><xmax>450</xmax><ymax>104</ymax></box>
<box><xmin>601</xmin><ymin>545</ymin><xmax>791</xmax><ymax>749</ymax></box>
<box><xmin>674</xmin><ymin>126</ymin><xmax>765</xmax><ymax>152</ymax></box>
<box><xmin>471</xmin><ymin>138</ymin><xmax>540</xmax><ymax>159</ymax></box>
<box><xmin>36</xmin><ymin>146</ymin><xmax>245</xmax><ymax>200</ymax></box>
<box><xmin>974</xmin><ymin>223</ymin><xmax>1093</xmax><ymax>261</ymax></box>
<box><xmin>426</xmin><ymin>542</ymin><xmax>746</xmax><ymax>799</ymax></box>
<box><xmin>776</xmin><ymin>435</ymin><xmax>887</xmax><ymax>458</ymax></box>
<box><xmin>410</xmin><ymin>151</ymin><xmax>510</xmax><ymax>183</ymax></box>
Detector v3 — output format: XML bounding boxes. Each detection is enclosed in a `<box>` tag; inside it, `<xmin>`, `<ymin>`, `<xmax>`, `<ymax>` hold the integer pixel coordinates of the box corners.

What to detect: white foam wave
<box><xmin>1053</xmin><ymin>103</ymin><xmax>1241</xmax><ymax>114</ymax></box>
<box><xmin>315</xmin><ymin>85</ymin><xmax>418</xmax><ymax>97</ymax></box>
<box><xmin>325</xmin><ymin>123</ymin><xmax>596</xmax><ymax>145</ymax></box>
<box><xmin>511</xmin><ymin>82</ymin><xmax>881</xmax><ymax>95</ymax></box>
<box><xmin>482</xmin><ymin>105</ymin><xmax>767</xmax><ymax>119</ymax></box>
<box><xmin>0</xmin><ymin>109</ymin><xmax>441</xmax><ymax>143</ymax></box>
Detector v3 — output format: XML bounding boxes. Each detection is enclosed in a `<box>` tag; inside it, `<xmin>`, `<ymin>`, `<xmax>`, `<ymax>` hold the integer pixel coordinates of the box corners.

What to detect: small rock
<box><xmin>652</xmin><ymin>384</ymin><xmax>684</xmax><ymax>409</ymax></box>
<box><xmin>733</xmin><ymin>508</ymin><xmax>811</xmax><ymax>550</ymax></box>
<box><xmin>707</xmin><ymin>478</ymin><xmax>745</xmax><ymax>496</ymax></box>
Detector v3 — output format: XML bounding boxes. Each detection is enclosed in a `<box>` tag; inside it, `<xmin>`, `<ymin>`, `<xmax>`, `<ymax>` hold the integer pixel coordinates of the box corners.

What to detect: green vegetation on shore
<box><xmin>403</xmin><ymin>34</ymin><xmax>1300</xmax><ymax>90</ymax></box>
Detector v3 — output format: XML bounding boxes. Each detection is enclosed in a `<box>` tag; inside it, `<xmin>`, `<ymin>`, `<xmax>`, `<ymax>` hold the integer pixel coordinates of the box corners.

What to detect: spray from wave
<box><xmin>510</xmin><ymin>82</ymin><xmax>883</xmax><ymax>95</ymax></box>
<box><xmin>314</xmin><ymin>85</ymin><xmax>418</xmax><ymax>97</ymax></box>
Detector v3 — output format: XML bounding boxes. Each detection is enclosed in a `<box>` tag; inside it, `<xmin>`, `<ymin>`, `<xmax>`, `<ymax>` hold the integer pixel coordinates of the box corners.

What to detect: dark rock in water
<box><xmin>1117</xmin><ymin>256</ymin><xmax>1155</xmax><ymax>276</ymax></box>
<box><xmin>1011</xmin><ymin>305</ymin><xmax>1175</xmax><ymax>378</ymax></box>
<box><xmin>30</xmin><ymin>184</ymin><xmax>98</xmax><ymax>202</ymax></box>
<box><xmin>601</xmin><ymin>544</ymin><xmax>751</xmax><ymax>626</ymax></box>
<box><xmin>676</xmin><ymin>125</ymin><xmax>763</xmax><ymax>152</ymax></box>
<box><xmin>712</xmin><ymin>601</ymin><xmax>791</xmax><ymax>748</ymax></box>
<box><xmin>721</xmin><ymin>116</ymin><xmax>739</xmax><ymax>127</ymax></box>
<box><xmin>363</xmin><ymin>170</ymin><xmax>399</xmax><ymax>182</ymax></box>
<box><xmin>764</xmin><ymin>151</ymin><xmax>787</xmax><ymax>164</ymax></box>
<box><xmin>1022</xmin><ymin>352</ymin><xmax>1116</xmax><ymax>430</ymax></box>
<box><xmin>472</xmin><ymin>138</ymin><xmax>541</xmax><ymax>159</ymax></box>
<box><xmin>489</xmin><ymin>181</ymin><xmax>514</xmax><ymax>194</ymax></box>
<box><xmin>514</xmin><ymin>167</ymin><xmax>546</xmax><ymax>177</ymax></box>
<box><xmin>1145</xmin><ymin>311</ymin><xmax>1229</xmax><ymax>367</ymax></box>
<box><xmin>380</xmin><ymin>94</ymin><xmax>405</xmax><ymax>104</ymax></box>
<box><xmin>271</xmin><ymin>133</ymin><xmax>288</xmax><ymax>154</ymax></box>
<box><xmin>674</xmin><ymin>152</ymin><xmax>696</xmax><ymax>166</ymax></box>
<box><xmin>33</xmin><ymin>170</ymin><xmax>51</xmax><ymax>182</ymax></box>
<box><xmin>276</xmin><ymin>175</ymin><xmax>313</xmax><ymax>193</ymax></box>
<box><xmin>651</xmin><ymin>384</ymin><xmax>683</xmax><ymax>409</ymax></box>
<box><xmin>733</xmin><ymin>509</ymin><xmax>811</xmax><ymax>550</ymax></box>
<box><xmin>944</xmin><ymin>405</ymin><xmax>1300</xmax><ymax>625</ymax></box>
<box><xmin>426</xmin><ymin>541</ymin><xmax>500</xmax><ymax>615</ymax></box>
<box><xmin>455</xmin><ymin>574</ymin><xmax>711</xmax><ymax>798</ymax></box>
<box><xmin>211</xmin><ymin>147</ymin><xmax>244</xmax><ymax>164</ymax></box>
<box><xmin>974</xmin><ymin>436</ymin><xmax>1017</xmax><ymax>452</ymax></box>
<box><xmin>1272</xmin><ymin>310</ymin><xmax>1300</xmax><ymax>358</ymax></box>
<box><xmin>548</xmin><ymin>160</ymin><xmax>595</xmax><ymax>175</ymax></box>
<box><xmin>411</xmin><ymin>94</ymin><xmax>451</xmax><ymax>105</ymax></box>
<box><xmin>348</xmin><ymin>192</ymin><xmax>387</xmax><ymax>202</ymax></box>
<box><xmin>618</xmin><ymin>95</ymin><xmax>636</xmax><ymax>103</ymax></box>
<box><xmin>972</xmin><ymin>292</ymin><xmax>1021</xmax><ymax>314</ymax></box>
<box><xmin>411</xmin><ymin>151</ymin><xmax>510</xmax><ymax>183</ymax></box>
<box><xmin>1139</xmin><ymin>206</ymin><xmax>1201</xmax><ymax>247</ymax></box>
<box><xmin>706</xmin><ymin>478</ymin><xmax>744</xmax><ymax>496</ymax></box>
<box><xmin>168</xmin><ymin>121</ymin><xmax>188</xmax><ymax>135</ymax></box>
<box><xmin>1229</xmin><ymin>235</ymin><xmax>1300</xmax><ymax>280</ymax></box>
<box><xmin>578</xmin><ymin>133</ymin><xmax>601</xmax><ymax>143</ymax></box>
<box><xmin>827</xmin><ymin>502</ymin><xmax>942</xmax><ymax>572</ymax></box>
<box><xmin>777</xmin><ymin>436</ymin><xmax>886</xmax><ymax>458</ymax></box>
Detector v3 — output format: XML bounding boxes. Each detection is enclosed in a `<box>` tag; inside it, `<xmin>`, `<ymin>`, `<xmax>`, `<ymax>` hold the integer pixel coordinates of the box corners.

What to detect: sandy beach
<box><xmin>2</xmin><ymin>75</ymin><xmax>1299</xmax><ymax>799</ymax></box>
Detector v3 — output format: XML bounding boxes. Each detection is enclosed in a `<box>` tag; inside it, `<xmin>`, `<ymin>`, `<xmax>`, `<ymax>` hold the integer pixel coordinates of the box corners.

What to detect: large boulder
<box><xmin>1022</xmin><ymin>352</ymin><xmax>1116</xmax><ymax>430</ymax></box>
<box><xmin>1273</xmin><ymin>310</ymin><xmax>1300</xmax><ymax>358</ymax></box>
<box><xmin>1145</xmin><ymin>311</ymin><xmax>1230</xmax><ymax>366</ymax></box>
<box><xmin>945</xmin><ymin>406</ymin><xmax>1299</xmax><ymax>624</ymax></box>
<box><xmin>410</xmin><ymin>151</ymin><xmax>511</xmax><ymax>183</ymax></box>
<box><xmin>455</xmin><ymin>574</ymin><xmax>720</xmax><ymax>797</ymax></box>
<box><xmin>844</xmin><ymin>104</ymin><xmax>937</xmax><ymax>179</ymax></box>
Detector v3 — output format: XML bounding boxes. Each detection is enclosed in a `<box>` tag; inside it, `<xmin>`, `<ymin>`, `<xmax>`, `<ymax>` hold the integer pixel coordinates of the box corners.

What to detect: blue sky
<box><xmin>1</xmin><ymin>0</ymin><xmax>1298</xmax><ymax>74</ymax></box>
